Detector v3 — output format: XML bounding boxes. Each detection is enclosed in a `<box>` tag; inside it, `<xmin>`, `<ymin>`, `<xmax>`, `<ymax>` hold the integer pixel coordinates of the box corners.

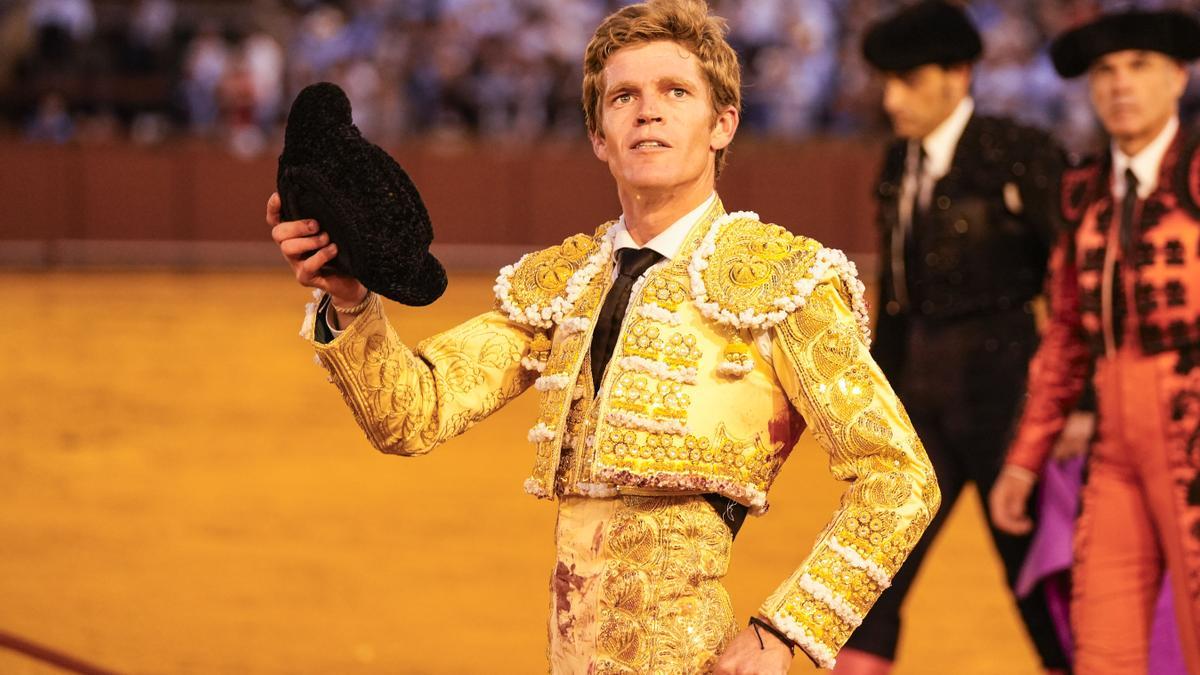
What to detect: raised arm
<box><xmin>268</xmin><ymin>191</ymin><xmax>539</xmax><ymax>456</ymax></box>
<box><xmin>312</xmin><ymin>300</ymin><xmax>538</xmax><ymax>455</ymax></box>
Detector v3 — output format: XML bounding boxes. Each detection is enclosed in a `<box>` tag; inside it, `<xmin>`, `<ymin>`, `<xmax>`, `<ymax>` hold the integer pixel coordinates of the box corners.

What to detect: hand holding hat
<box><xmin>275</xmin><ymin>82</ymin><xmax>447</xmax><ymax>307</ymax></box>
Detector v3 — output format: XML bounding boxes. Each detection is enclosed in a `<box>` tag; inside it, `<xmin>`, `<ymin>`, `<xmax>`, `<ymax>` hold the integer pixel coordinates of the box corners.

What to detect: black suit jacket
<box><xmin>871</xmin><ymin>114</ymin><xmax>1065</xmax><ymax>379</ymax></box>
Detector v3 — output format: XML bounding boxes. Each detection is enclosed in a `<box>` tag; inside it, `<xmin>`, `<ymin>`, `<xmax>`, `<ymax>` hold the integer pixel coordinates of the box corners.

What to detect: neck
<box><xmin>618</xmin><ymin>180</ymin><xmax>714</xmax><ymax>246</ymax></box>
<box><xmin>1115</xmin><ymin>115</ymin><xmax>1173</xmax><ymax>157</ymax></box>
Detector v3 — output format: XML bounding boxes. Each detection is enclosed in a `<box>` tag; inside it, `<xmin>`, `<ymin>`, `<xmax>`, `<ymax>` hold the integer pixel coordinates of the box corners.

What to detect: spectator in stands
<box><xmin>181</xmin><ymin>19</ymin><xmax>229</xmax><ymax>135</ymax></box>
<box><xmin>28</xmin><ymin>0</ymin><xmax>93</xmax><ymax>70</ymax></box>
<box><xmin>122</xmin><ymin>0</ymin><xmax>176</xmax><ymax>75</ymax></box>
<box><xmin>24</xmin><ymin>90</ymin><xmax>72</xmax><ymax>142</ymax></box>
<box><xmin>241</xmin><ymin>26</ymin><xmax>284</xmax><ymax>134</ymax></box>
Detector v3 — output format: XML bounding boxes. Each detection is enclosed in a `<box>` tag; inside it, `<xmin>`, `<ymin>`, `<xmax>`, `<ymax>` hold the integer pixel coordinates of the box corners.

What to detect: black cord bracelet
<box><xmin>748</xmin><ymin>616</ymin><xmax>796</xmax><ymax>655</ymax></box>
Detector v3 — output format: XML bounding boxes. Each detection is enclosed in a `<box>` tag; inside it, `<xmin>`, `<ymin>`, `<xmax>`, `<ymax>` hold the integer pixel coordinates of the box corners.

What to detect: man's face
<box><xmin>881</xmin><ymin>64</ymin><xmax>968</xmax><ymax>139</ymax></box>
<box><xmin>1087</xmin><ymin>50</ymin><xmax>1186</xmax><ymax>147</ymax></box>
<box><xmin>590</xmin><ymin>40</ymin><xmax>737</xmax><ymax>197</ymax></box>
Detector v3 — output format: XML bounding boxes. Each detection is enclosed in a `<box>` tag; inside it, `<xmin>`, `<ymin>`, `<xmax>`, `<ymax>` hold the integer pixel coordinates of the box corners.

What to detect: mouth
<box><xmin>630</xmin><ymin>139</ymin><xmax>671</xmax><ymax>150</ymax></box>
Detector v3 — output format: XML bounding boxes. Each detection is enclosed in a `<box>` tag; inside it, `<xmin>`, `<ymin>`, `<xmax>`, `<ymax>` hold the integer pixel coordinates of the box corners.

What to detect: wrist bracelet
<box><xmin>331</xmin><ymin>291</ymin><xmax>372</xmax><ymax>315</ymax></box>
<box><xmin>749</xmin><ymin>616</ymin><xmax>795</xmax><ymax>655</ymax></box>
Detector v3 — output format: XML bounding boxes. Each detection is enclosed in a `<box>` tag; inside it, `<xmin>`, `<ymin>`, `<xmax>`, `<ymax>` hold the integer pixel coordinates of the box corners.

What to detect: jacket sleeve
<box><xmin>310</xmin><ymin>293</ymin><xmax>539</xmax><ymax>456</ymax></box>
<box><xmin>1006</xmin><ymin>232</ymin><xmax>1092</xmax><ymax>473</ymax></box>
<box><xmin>758</xmin><ymin>274</ymin><xmax>940</xmax><ymax>668</ymax></box>
<box><xmin>1016</xmin><ymin>128</ymin><xmax>1067</xmax><ymax>250</ymax></box>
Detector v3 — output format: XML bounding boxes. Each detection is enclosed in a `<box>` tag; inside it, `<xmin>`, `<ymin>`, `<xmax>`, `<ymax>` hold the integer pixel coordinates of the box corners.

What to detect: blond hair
<box><xmin>582</xmin><ymin>0</ymin><xmax>741</xmax><ymax>177</ymax></box>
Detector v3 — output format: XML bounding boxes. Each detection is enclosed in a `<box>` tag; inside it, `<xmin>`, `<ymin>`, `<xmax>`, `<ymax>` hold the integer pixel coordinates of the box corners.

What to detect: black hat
<box><xmin>277</xmin><ymin>82</ymin><xmax>447</xmax><ymax>306</ymax></box>
<box><xmin>1050</xmin><ymin>10</ymin><xmax>1200</xmax><ymax>79</ymax></box>
<box><xmin>862</xmin><ymin>0</ymin><xmax>982</xmax><ymax>73</ymax></box>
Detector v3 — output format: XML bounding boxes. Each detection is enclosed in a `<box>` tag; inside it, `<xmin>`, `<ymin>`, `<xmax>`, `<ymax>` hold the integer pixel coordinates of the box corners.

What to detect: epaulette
<box><xmin>1060</xmin><ymin>156</ymin><xmax>1103</xmax><ymax>228</ymax></box>
<box><xmin>494</xmin><ymin>222</ymin><xmax>616</xmax><ymax>329</ymax></box>
<box><xmin>688</xmin><ymin>212</ymin><xmax>871</xmax><ymax>344</ymax></box>
<box><xmin>1173</xmin><ymin>127</ymin><xmax>1200</xmax><ymax>220</ymax></box>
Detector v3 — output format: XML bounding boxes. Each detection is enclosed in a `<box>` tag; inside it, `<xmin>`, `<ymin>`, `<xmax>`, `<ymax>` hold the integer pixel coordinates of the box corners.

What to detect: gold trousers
<box><xmin>547</xmin><ymin>495</ymin><xmax>738</xmax><ymax>674</ymax></box>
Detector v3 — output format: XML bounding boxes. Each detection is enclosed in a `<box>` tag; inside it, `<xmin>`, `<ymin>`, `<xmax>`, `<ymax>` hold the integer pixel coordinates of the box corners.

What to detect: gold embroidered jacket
<box><xmin>308</xmin><ymin>200</ymin><xmax>939</xmax><ymax>667</ymax></box>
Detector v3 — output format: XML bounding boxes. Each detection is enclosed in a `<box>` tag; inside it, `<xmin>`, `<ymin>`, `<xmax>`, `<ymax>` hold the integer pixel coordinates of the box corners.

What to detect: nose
<box><xmin>1111</xmin><ymin>69</ymin><xmax>1134</xmax><ymax>95</ymax></box>
<box><xmin>636</xmin><ymin>97</ymin><xmax>663</xmax><ymax>126</ymax></box>
<box><xmin>882</xmin><ymin>80</ymin><xmax>904</xmax><ymax>117</ymax></box>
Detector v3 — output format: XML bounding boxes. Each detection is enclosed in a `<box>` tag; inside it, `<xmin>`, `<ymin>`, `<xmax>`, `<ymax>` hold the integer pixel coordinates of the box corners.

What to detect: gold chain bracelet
<box><xmin>331</xmin><ymin>291</ymin><xmax>373</xmax><ymax>315</ymax></box>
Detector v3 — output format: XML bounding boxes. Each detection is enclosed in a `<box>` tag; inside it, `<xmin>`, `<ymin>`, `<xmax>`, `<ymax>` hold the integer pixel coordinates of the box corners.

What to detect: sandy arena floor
<box><xmin>0</xmin><ymin>270</ymin><xmax>1044</xmax><ymax>674</ymax></box>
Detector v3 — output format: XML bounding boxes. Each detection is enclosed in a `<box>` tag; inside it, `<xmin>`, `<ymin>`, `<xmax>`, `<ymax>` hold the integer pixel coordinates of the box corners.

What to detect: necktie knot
<box><xmin>1124</xmin><ymin>167</ymin><xmax>1139</xmax><ymax>198</ymax></box>
<box><xmin>616</xmin><ymin>247</ymin><xmax>664</xmax><ymax>280</ymax></box>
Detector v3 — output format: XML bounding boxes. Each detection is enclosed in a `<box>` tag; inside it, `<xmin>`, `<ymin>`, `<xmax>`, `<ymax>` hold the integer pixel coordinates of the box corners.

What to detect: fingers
<box><xmin>295</xmin><ymin>242</ymin><xmax>339</xmax><ymax>286</ymax></box>
<box><xmin>989</xmin><ymin>482</ymin><xmax>1033</xmax><ymax>535</ymax></box>
<box><xmin>1003</xmin><ymin>512</ymin><xmax>1034</xmax><ymax>536</ymax></box>
<box><xmin>266</xmin><ymin>192</ymin><xmax>280</xmax><ymax>224</ymax></box>
<box><xmin>279</xmin><ymin>231</ymin><xmax>330</xmax><ymax>258</ymax></box>
<box><xmin>271</xmin><ymin>217</ymin><xmax>319</xmax><ymax>244</ymax></box>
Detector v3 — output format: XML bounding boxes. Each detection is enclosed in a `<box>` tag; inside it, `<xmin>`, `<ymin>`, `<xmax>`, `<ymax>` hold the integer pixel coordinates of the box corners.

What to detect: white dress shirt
<box><xmin>901</xmin><ymin>96</ymin><xmax>974</xmax><ymax>227</ymax></box>
<box><xmin>1111</xmin><ymin>115</ymin><xmax>1178</xmax><ymax>200</ymax></box>
<box><xmin>610</xmin><ymin>191</ymin><xmax>717</xmax><ymax>268</ymax></box>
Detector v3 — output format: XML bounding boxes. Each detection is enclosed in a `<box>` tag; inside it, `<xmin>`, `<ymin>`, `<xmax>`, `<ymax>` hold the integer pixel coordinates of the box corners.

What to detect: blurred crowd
<box><xmin>4</xmin><ymin>0</ymin><xmax>1200</xmax><ymax>156</ymax></box>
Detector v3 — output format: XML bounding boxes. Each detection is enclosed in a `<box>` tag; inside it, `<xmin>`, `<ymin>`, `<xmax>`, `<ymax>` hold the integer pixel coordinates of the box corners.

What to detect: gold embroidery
<box><xmin>528</xmin><ymin>264</ymin><xmax>613</xmax><ymax>493</ymax></box>
<box><xmin>782</xmin><ymin>588</ymin><xmax>854</xmax><ymax>650</ymax></box>
<box><xmin>609</xmin><ymin>374</ymin><xmax>690</xmax><ymax>420</ymax></box>
<box><xmin>595</xmin><ymin>497</ymin><xmax>736</xmax><ymax>674</ymax></box>
<box><xmin>513</xmin><ymin>233</ymin><xmax>596</xmax><ymax>300</ymax></box>
<box><xmin>597</xmin><ymin>423</ymin><xmax>781</xmax><ymax>487</ymax></box>
<box><xmin>805</xmin><ymin>546</ymin><xmax>883</xmax><ymax>617</ymax></box>
<box><xmin>759</xmin><ymin>279</ymin><xmax>939</xmax><ymax>660</ymax></box>
<box><xmin>315</xmin><ymin>308</ymin><xmax>535</xmax><ymax>456</ymax></box>
<box><xmin>546</xmin><ymin>332</ymin><xmax>587</xmax><ymax>375</ymax></box>
<box><xmin>640</xmin><ymin>276</ymin><xmax>689</xmax><ymax>311</ymax></box>
<box><xmin>700</xmin><ymin>219</ymin><xmax>821</xmax><ymax>317</ymax></box>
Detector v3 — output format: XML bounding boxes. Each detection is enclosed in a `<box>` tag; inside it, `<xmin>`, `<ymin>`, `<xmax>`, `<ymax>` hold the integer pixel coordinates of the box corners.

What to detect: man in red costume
<box><xmin>991</xmin><ymin>9</ymin><xmax>1200</xmax><ymax>673</ymax></box>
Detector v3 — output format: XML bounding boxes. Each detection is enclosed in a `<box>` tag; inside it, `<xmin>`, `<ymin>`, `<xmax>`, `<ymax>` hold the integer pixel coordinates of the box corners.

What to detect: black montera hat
<box><xmin>862</xmin><ymin>0</ymin><xmax>982</xmax><ymax>73</ymax></box>
<box><xmin>1050</xmin><ymin>10</ymin><xmax>1200</xmax><ymax>79</ymax></box>
<box><xmin>277</xmin><ymin>82</ymin><xmax>447</xmax><ymax>306</ymax></box>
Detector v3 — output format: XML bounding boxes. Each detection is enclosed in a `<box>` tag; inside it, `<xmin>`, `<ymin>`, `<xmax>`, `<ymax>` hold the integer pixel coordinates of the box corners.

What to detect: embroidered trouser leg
<box><xmin>547</xmin><ymin>495</ymin><xmax>737</xmax><ymax>674</ymax></box>
<box><xmin>1073</xmin><ymin>352</ymin><xmax>1200</xmax><ymax>674</ymax></box>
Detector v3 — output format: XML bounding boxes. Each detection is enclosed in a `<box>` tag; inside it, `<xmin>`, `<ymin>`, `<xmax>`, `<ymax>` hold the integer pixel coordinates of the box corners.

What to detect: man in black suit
<box><xmin>835</xmin><ymin>2</ymin><xmax>1070</xmax><ymax>674</ymax></box>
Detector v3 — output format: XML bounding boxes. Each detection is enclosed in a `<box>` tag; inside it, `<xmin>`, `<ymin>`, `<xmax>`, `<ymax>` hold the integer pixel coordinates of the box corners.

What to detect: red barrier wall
<box><xmin>0</xmin><ymin>137</ymin><xmax>885</xmax><ymax>264</ymax></box>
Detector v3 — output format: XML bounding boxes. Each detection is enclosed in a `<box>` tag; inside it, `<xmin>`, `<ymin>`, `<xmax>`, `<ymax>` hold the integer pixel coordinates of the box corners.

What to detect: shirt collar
<box><xmin>915</xmin><ymin>96</ymin><xmax>974</xmax><ymax>179</ymax></box>
<box><xmin>612</xmin><ymin>192</ymin><xmax>717</xmax><ymax>261</ymax></box>
<box><xmin>1111</xmin><ymin>115</ymin><xmax>1178</xmax><ymax>200</ymax></box>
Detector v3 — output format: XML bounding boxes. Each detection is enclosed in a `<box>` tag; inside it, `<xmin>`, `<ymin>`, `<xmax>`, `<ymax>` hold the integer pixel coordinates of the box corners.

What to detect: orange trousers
<box><xmin>1073</xmin><ymin>348</ymin><xmax>1200</xmax><ymax>674</ymax></box>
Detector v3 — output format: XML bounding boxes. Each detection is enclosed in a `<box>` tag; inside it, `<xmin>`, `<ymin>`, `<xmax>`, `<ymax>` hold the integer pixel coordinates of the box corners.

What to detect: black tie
<box><xmin>912</xmin><ymin>144</ymin><xmax>928</xmax><ymax>217</ymax></box>
<box><xmin>1119</xmin><ymin>168</ymin><xmax>1139</xmax><ymax>255</ymax></box>
<box><xmin>590</xmin><ymin>247</ymin><xmax>664</xmax><ymax>392</ymax></box>
<box><xmin>898</xmin><ymin>145</ymin><xmax>927</xmax><ymax>310</ymax></box>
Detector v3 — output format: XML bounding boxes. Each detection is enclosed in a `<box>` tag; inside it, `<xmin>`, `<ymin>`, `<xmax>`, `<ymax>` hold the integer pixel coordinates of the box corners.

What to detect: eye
<box><xmin>670</xmin><ymin>87</ymin><xmax>688</xmax><ymax>98</ymax></box>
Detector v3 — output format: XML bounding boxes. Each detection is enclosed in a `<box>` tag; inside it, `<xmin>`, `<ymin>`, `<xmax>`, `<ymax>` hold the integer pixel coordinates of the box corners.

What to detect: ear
<box><xmin>1170</xmin><ymin>60</ymin><xmax>1190</xmax><ymax>98</ymax></box>
<box><xmin>945</xmin><ymin>63</ymin><xmax>972</xmax><ymax>97</ymax></box>
<box><xmin>590</xmin><ymin>130</ymin><xmax>609</xmax><ymax>163</ymax></box>
<box><xmin>710</xmin><ymin>105</ymin><xmax>739</xmax><ymax>152</ymax></box>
